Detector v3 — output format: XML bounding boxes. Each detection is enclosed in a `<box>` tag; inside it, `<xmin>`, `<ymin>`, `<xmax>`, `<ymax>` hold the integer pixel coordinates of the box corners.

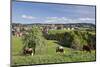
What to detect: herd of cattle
<box><xmin>23</xmin><ymin>45</ymin><xmax>92</xmax><ymax>56</ymax></box>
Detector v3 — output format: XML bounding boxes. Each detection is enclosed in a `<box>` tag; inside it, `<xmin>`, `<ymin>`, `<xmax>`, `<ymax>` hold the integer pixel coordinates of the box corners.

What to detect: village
<box><xmin>12</xmin><ymin>23</ymin><xmax>95</xmax><ymax>37</ymax></box>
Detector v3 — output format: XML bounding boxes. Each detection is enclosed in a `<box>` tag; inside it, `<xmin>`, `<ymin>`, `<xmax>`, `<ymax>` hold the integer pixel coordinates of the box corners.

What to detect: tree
<box><xmin>22</xmin><ymin>26</ymin><xmax>46</xmax><ymax>55</ymax></box>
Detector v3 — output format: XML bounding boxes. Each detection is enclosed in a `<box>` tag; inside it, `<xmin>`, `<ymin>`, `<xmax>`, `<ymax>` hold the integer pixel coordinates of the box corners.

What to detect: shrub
<box><xmin>44</xmin><ymin>30</ymin><xmax>96</xmax><ymax>50</ymax></box>
<box><xmin>22</xmin><ymin>26</ymin><xmax>47</xmax><ymax>55</ymax></box>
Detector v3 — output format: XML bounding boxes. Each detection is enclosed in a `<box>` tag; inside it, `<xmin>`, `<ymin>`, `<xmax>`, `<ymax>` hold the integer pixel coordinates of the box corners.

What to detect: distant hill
<box><xmin>12</xmin><ymin>22</ymin><xmax>95</xmax><ymax>28</ymax></box>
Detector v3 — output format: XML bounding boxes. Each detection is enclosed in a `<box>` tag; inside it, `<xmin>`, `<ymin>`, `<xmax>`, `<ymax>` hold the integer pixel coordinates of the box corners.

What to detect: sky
<box><xmin>12</xmin><ymin>1</ymin><xmax>96</xmax><ymax>24</ymax></box>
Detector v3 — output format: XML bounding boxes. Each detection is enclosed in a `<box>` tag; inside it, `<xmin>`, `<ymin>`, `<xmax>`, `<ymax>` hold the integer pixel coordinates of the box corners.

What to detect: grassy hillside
<box><xmin>12</xmin><ymin>36</ymin><xmax>96</xmax><ymax>66</ymax></box>
<box><xmin>45</xmin><ymin>30</ymin><xmax>96</xmax><ymax>50</ymax></box>
<box><xmin>12</xmin><ymin>36</ymin><xmax>23</xmax><ymax>56</ymax></box>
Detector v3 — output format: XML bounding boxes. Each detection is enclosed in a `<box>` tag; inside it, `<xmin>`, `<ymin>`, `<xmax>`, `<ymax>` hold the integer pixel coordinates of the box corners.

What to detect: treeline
<box><xmin>44</xmin><ymin>30</ymin><xmax>96</xmax><ymax>50</ymax></box>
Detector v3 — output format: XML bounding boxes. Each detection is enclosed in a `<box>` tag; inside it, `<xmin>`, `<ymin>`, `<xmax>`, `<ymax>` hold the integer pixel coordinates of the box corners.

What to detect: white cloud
<box><xmin>78</xmin><ymin>17</ymin><xmax>95</xmax><ymax>24</ymax></box>
<box><xmin>79</xmin><ymin>17</ymin><xmax>95</xmax><ymax>21</ymax></box>
<box><xmin>46</xmin><ymin>17</ymin><xmax>68</xmax><ymax>20</ymax></box>
<box><xmin>44</xmin><ymin>17</ymin><xmax>95</xmax><ymax>24</ymax></box>
<box><xmin>46</xmin><ymin>17</ymin><xmax>59</xmax><ymax>20</ymax></box>
<box><xmin>61</xmin><ymin>17</ymin><xmax>69</xmax><ymax>20</ymax></box>
<box><xmin>44</xmin><ymin>17</ymin><xmax>69</xmax><ymax>24</ymax></box>
<box><xmin>20</xmin><ymin>16</ymin><xmax>95</xmax><ymax>24</ymax></box>
<box><xmin>21</xmin><ymin>14</ymin><xmax>35</xmax><ymax>19</ymax></box>
<box><xmin>45</xmin><ymin>20</ymin><xmax>56</xmax><ymax>23</ymax></box>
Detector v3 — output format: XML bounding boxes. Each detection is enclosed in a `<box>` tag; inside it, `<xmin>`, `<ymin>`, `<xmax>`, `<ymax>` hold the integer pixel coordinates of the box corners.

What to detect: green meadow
<box><xmin>12</xmin><ymin>34</ymin><xmax>96</xmax><ymax>66</ymax></box>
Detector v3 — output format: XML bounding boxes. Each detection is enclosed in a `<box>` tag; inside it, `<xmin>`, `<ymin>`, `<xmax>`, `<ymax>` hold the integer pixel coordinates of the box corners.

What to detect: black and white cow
<box><xmin>23</xmin><ymin>48</ymin><xmax>33</xmax><ymax>56</ymax></box>
<box><xmin>56</xmin><ymin>46</ymin><xmax>65</xmax><ymax>53</ymax></box>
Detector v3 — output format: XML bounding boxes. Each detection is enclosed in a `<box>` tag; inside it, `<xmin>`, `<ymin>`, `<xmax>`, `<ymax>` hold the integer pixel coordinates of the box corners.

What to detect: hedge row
<box><xmin>44</xmin><ymin>30</ymin><xmax>96</xmax><ymax>50</ymax></box>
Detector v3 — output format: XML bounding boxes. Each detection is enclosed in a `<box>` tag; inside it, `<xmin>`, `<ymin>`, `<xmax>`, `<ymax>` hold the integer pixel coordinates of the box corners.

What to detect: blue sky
<box><xmin>12</xmin><ymin>1</ymin><xmax>96</xmax><ymax>24</ymax></box>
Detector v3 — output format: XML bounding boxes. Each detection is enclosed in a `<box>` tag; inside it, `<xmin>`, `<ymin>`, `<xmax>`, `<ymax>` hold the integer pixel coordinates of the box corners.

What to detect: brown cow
<box><xmin>23</xmin><ymin>48</ymin><xmax>33</xmax><ymax>56</ymax></box>
<box><xmin>82</xmin><ymin>45</ymin><xmax>91</xmax><ymax>53</ymax></box>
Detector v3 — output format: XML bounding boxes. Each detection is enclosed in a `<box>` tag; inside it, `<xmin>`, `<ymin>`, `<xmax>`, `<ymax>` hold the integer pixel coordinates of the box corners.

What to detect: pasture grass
<box><xmin>12</xmin><ymin>36</ymin><xmax>23</xmax><ymax>56</ymax></box>
<box><xmin>12</xmin><ymin>36</ymin><xmax>96</xmax><ymax>66</ymax></box>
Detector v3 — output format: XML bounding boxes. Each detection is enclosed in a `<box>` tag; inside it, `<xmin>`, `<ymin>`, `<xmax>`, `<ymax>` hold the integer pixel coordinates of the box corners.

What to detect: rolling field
<box><xmin>12</xmin><ymin>36</ymin><xmax>96</xmax><ymax>66</ymax></box>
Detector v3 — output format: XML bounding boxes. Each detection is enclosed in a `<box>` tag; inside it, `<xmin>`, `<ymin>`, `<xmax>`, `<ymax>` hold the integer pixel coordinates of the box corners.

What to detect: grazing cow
<box><xmin>56</xmin><ymin>46</ymin><xmax>64</xmax><ymax>53</ymax></box>
<box><xmin>23</xmin><ymin>48</ymin><xmax>33</xmax><ymax>56</ymax></box>
<box><xmin>82</xmin><ymin>45</ymin><xmax>91</xmax><ymax>53</ymax></box>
